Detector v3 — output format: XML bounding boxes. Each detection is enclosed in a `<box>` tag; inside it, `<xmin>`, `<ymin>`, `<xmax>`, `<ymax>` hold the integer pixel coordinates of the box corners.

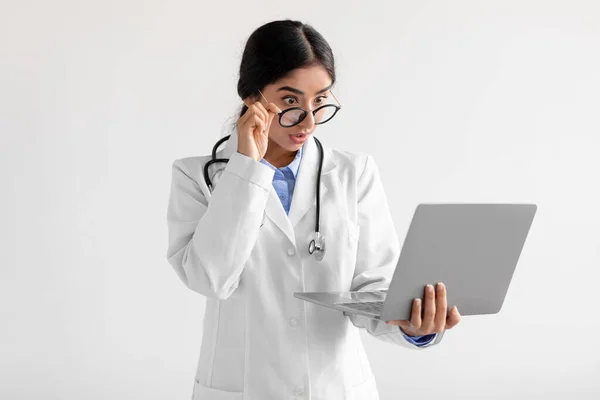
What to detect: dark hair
<box><xmin>237</xmin><ymin>20</ymin><xmax>336</xmax><ymax>118</ymax></box>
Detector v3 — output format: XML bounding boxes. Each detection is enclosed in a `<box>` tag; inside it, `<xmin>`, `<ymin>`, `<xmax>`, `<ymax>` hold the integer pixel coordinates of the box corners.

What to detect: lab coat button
<box><xmin>289</xmin><ymin>318</ymin><xmax>298</xmax><ymax>326</ymax></box>
<box><xmin>294</xmin><ymin>387</ymin><xmax>304</xmax><ymax>396</ymax></box>
<box><xmin>287</xmin><ymin>248</ymin><xmax>295</xmax><ymax>256</ymax></box>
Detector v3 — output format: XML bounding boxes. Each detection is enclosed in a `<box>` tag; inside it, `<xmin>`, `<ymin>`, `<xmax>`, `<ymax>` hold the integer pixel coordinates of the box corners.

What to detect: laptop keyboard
<box><xmin>336</xmin><ymin>301</ymin><xmax>385</xmax><ymax>314</ymax></box>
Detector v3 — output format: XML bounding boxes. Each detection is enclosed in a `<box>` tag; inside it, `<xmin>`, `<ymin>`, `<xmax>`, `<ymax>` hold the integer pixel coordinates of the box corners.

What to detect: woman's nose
<box><xmin>299</xmin><ymin>110</ymin><xmax>316</xmax><ymax>130</ymax></box>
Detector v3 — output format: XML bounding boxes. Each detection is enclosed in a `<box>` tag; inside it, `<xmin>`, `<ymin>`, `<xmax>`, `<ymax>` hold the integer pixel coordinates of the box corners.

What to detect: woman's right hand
<box><xmin>237</xmin><ymin>100</ymin><xmax>281</xmax><ymax>161</ymax></box>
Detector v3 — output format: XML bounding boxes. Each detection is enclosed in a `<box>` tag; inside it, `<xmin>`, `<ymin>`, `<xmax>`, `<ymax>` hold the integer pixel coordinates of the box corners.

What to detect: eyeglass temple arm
<box><xmin>330</xmin><ymin>90</ymin><xmax>342</xmax><ymax>107</ymax></box>
<box><xmin>257</xmin><ymin>89</ymin><xmax>271</xmax><ymax>107</ymax></box>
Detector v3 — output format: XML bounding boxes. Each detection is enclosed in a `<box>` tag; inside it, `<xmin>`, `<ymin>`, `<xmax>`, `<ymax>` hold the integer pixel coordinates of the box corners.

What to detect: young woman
<box><xmin>166</xmin><ymin>19</ymin><xmax>461</xmax><ymax>400</ymax></box>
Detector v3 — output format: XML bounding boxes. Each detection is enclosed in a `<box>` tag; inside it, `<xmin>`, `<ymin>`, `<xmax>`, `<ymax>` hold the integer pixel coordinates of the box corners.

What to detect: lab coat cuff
<box><xmin>401</xmin><ymin>330</ymin><xmax>437</xmax><ymax>347</ymax></box>
<box><xmin>225</xmin><ymin>151</ymin><xmax>275</xmax><ymax>190</ymax></box>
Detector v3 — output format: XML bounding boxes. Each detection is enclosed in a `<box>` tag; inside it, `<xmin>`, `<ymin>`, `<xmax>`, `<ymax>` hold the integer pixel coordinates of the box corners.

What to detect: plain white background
<box><xmin>2</xmin><ymin>1</ymin><xmax>599</xmax><ymax>399</ymax></box>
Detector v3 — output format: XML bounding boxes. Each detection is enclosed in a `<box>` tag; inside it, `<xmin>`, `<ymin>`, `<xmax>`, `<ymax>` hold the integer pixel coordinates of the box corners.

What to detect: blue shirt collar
<box><xmin>260</xmin><ymin>145</ymin><xmax>303</xmax><ymax>178</ymax></box>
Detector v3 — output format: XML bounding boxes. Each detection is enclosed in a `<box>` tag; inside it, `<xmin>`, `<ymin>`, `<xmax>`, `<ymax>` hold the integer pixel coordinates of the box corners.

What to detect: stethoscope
<box><xmin>202</xmin><ymin>135</ymin><xmax>326</xmax><ymax>261</ymax></box>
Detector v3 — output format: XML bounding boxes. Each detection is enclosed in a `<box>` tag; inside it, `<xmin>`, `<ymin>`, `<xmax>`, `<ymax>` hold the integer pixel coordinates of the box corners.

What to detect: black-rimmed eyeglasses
<box><xmin>258</xmin><ymin>89</ymin><xmax>342</xmax><ymax>128</ymax></box>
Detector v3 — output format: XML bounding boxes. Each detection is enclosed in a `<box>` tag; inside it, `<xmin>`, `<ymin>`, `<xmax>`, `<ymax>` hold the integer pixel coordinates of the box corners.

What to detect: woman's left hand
<box><xmin>385</xmin><ymin>282</ymin><xmax>461</xmax><ymax>336</ymax></box>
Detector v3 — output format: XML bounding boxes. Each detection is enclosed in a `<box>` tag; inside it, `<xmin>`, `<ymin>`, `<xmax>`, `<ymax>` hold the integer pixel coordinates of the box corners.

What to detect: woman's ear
<box><xmin>243</xmin><ymin>96</ymin><xmax>258</xmax><ymax>108</ymax></box>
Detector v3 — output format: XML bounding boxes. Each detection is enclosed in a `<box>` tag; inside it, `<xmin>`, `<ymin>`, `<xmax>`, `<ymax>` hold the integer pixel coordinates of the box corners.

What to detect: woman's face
<box><xmin>258</xmin><ymin>64</ymin><xmax>334</xmax><ymax>154</ymax></box>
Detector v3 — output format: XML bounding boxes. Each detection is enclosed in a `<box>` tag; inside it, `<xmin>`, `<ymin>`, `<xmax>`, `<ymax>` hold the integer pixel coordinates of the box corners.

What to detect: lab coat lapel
<box><xmin>219</xmin><ymin>132</ymin><xmax>296</xmax><ymax>244</ymax></box>
<box><xmin>264</xmin><ymin>186</ymin><xmax>296</xmax><ymax>244</ymax></box>
<box><xmin>288</xmin><ymin>136</ymin><xmax>335</xmax><ymax>228</ymax></box>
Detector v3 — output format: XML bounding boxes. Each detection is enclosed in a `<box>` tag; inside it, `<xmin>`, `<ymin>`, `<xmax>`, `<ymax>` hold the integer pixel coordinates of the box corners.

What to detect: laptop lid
<box><xmin>380</xmin><ymin>203</ymin><xmax>537</xmax><ymax>321</ymax></box>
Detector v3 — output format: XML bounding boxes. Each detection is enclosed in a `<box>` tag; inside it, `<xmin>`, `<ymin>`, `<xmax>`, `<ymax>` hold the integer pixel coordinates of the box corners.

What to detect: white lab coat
<box><xmin>166</xmin><ymin>132</ymin><xmax>444</xmax><ymax>400</ymax></box>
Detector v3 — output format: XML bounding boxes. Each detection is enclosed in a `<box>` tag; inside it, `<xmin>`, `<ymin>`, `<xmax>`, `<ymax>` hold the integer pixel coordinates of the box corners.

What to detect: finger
<box><xmin>250</xmin><ymin>105</ymin><xmax>269</xmax><ymax>133</ymax></box>
<box><xmin>254</xmin><ymin>100</ymin><xmax>271</xmax><ymax>116</ymax></box>
<box><xmin>239</xmin><ymin>103</ymin><xmax>258</xmax><ymax>127</ymax></box>
<box><xmin>257</xmin><ymin>102</ymin><xmax>282</xmax><ymax>132</ymax></box>
<box><xmin>434</xmin><ymin>282</ymin><xmax>448</xmax><ymax>332</ymax></box>
<box><xmin>237</xmin><ymin>105</ymin><xmax>251</xmax><ymax>126</ymax></box>
<box><xmin>445</xmin><ymin>306</ymin><xmax>461</xmax><ymax>330</ymax></box>
<box><xmin>264</xmin><ymin>104</ymin><xmax>278</xmax><ymax>132</ymax></box>
<box><xmin>253</xmin><ymin>102</ymin><xmax>269</xmax><ymax>120</ymax></box>
<box><xmin>251</xmin><ymin>115</ymin><xmax>266</xmax><ymax>134</ymax></box>
<box><xmin>410</xmin><ymin>298</ymin><xmax>422</xmax><ymax>328</ymax></box>
<box><xmin>250</xmin><ymin>103</ymin><xmax>268</xmax><ymax>125</ymax></box>
<box><xmin>421</xmin><ymin>284</ymin><xmax>436</xmax><ymax>332</ymax></box>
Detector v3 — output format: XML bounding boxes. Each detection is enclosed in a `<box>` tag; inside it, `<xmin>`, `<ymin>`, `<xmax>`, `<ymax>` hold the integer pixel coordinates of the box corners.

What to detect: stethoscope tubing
<box><xmin>203</xmin><ymin>135</ymin><xmax>326</xmax><ymax>260</ymax></box>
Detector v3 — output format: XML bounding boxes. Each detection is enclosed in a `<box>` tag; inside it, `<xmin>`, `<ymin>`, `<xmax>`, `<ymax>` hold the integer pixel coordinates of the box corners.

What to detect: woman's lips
<box><xmin>288</xmin><ymin>132</ymin><xmax>311</xmax><ymax>144</ymax></box>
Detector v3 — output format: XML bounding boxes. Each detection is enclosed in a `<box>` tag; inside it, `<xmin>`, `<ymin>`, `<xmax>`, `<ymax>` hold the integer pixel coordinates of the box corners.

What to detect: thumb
<box><xmin>267</xmin><ymin>102</ymin><xmax>282</xmax><ymax>114</ymax></box>
<box><xmin>391</xmin><ymin>320</ymin><xmax>409</xmax><ymax>329</ymax></box>
<box><xmin>266</xmin><ymin>109</ymin><xmax>278</xmax><ymax>132</ymax></box>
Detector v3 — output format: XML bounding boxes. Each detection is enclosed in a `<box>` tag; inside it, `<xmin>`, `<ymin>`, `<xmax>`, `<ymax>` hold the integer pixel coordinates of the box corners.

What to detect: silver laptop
<box><xmin>294</xmin><ymin>203</ymin><xmax>537</xmax><ymax>321</ymax></box>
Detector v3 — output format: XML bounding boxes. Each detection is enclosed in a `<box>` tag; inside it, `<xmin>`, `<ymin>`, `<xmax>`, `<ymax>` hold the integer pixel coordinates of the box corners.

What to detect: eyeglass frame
<box><xmin>257</xmin><ymin>88</ymin><xmax>342</xmax><ymax>128</ymax></box>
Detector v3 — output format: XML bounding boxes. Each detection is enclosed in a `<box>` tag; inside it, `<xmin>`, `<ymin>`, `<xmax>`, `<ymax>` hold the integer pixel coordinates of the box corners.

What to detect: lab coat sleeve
<box><xmin>346</xmin><ymin>155</ymin><xmax>444</xmax><ymax>350</ymax></box>
<box><xmin>166</xmin><ymin>151</ymin><xmax>275</xmax><ymax>299</ymax></box>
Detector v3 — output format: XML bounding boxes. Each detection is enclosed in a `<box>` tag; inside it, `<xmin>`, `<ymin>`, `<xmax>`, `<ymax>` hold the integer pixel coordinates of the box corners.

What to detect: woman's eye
<box><xmin>283</xmin><ymin>97</ymin><xmax>296</xmax><ymax>105</ymax></box>
<box><xmin>315</xmin><ymin>96</ymin><xmax>327</xmax><ymax>104</ymax></box>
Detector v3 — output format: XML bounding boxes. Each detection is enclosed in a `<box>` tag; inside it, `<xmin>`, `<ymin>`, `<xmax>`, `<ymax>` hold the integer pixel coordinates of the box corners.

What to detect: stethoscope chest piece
<box><xmin>308</xmin><ymin>232</ymin><xmax>326</xmax><ymax>261</ymax></box>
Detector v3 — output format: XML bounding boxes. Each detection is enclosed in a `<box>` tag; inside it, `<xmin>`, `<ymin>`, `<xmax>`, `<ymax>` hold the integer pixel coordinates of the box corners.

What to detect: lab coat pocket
<box><xmin>192</xmin><ymin>380</ymin><xmax>243</xmax><ymax>400</ymax></box>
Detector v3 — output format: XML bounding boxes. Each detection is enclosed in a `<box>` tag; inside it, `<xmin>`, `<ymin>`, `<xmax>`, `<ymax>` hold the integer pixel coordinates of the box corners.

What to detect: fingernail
<box><xmin>427</xmin><ymin>284</ymin><xmax>433</xmax><ymax>292</ymax></box>
<box><xmin>437</xmin><ymin>282</ymin><xmax>445</xmax><ymax>289</ymax></box>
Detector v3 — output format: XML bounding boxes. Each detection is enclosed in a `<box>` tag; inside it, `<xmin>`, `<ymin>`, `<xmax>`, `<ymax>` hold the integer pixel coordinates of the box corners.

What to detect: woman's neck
<box><xmin>263</xmin><ymin>141</ymin><xmax>297</xmax><ymax>168</ymax></box>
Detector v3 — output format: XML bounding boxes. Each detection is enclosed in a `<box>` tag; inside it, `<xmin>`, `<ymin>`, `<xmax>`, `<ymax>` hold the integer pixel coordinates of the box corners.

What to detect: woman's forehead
<box><xmin>270</xmin><ymin>65</ymin><xmax>332</xmax><ymax>95</ymax></box>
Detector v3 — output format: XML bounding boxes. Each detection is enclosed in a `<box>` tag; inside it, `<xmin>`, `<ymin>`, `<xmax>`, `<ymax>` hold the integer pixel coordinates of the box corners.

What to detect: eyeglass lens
<box><xmin>280</xmin><ymin>105</ymin><xmax>338</xmax><ymax>127</ymax></box>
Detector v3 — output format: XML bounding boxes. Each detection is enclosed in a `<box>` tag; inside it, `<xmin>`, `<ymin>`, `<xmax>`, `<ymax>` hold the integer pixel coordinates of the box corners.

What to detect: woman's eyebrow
<box><xmin>277</xmin><ymin>84</ymin><xmax>333</xmax><ymax>95</ymax></box>
<box><xmin>316</xmin><ymin>84</ymin><xmax>333</xmax><ymax>94</ymax></box>
<box><xmin>277</xmin><ymin>86</ymin><xmax>304</xmax><ymax>95</ymax></box>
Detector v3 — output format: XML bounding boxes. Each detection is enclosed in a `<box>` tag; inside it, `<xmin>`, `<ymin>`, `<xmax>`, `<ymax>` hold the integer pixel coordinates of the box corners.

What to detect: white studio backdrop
<box><xmin>1</xmin><ymin>1</ymin><xmax>599</xmax><ymax>399</ymax></box>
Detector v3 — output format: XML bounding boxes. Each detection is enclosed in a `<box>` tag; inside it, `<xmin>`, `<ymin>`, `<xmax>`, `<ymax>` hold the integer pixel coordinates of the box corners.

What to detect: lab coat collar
<box><xmin>218</xmin><ymin>132</ymin><xmax>337</xmax><ymax>244</ymax></box>
<box><xmin>218</xmin><ymin>131</ymin><xmax>335</xmax><ymax>172</ymax></box>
